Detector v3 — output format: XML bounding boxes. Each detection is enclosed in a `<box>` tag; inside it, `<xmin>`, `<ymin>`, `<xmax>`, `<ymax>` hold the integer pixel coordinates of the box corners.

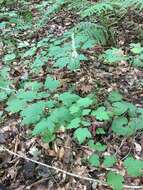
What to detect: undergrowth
<box><xmin>0</xmin><ymin>0</ymin><xmax>143</xmax><ymax>189</ymax></box>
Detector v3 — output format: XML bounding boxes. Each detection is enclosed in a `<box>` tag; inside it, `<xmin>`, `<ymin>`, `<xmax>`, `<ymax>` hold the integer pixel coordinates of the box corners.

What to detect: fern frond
<box><xmin>66</xmin><ymin>0</ymin><xmax>89</xmax><ymax>10</ymax></box>
<box><xmin>73</xmin><ymin>22</ymin><xmax>109</xmax><ymax>45</ymax></box>
<box><xmin>119</xmin><ymin>0</ymin><xmax>143</xmax><ymax>11</ymax></box>
<box><xmin>81</xmin><ymin>2</ymin><xmax>114</xmax><ymax>18</ymax></box>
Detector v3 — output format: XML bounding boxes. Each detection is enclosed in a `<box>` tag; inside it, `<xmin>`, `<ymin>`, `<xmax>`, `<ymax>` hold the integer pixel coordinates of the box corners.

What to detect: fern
<box><xmin>73</xmin><ymin>22</ymin><xmax>109</xmax><ymax>45</ymax></box>
<box><xmin>81</xmin><ymin>2</ymin><xmax>114</xmax><ymax>18</ymax></box>
<box><xmin>118</xmin><ymin>0</ymin><xmax>143</xmax><ymax>11</ymax></box>
<box><xmin>81</xmin><ymin>0</ymin><xmax>143</xmax><ymax>19</ymax></box>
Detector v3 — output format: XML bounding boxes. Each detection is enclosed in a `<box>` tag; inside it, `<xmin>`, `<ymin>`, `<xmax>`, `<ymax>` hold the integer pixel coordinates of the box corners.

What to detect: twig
<box><xmin>3</xmin><ymin>147</ymin><xmax>106</xmax><ymax>185</ymax></box>
<box><xmin>27</xmin><ymin>177</ymin><xmax>52</xmax><ymax>189</ymax></box>
<box><xmin>2</xmin><ymin>146</ymin><xmax>143</xmax><ymax>189</ymax></box>
<box><xmin>115</xmin><ymin>138</ymin><xmax>126</xmax><ymax>156</ymax></box>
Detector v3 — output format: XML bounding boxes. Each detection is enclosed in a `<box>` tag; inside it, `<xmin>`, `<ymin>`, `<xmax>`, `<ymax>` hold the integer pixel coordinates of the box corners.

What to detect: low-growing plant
<box><xmin>101</xmin><ymin>43</ymin><xmax>143</xmax><ymax>67</ymax></box>
<box><xmin>1</xmin><ymin>0</ymin><xmax>143</xmax><ymax>189</ymax></box>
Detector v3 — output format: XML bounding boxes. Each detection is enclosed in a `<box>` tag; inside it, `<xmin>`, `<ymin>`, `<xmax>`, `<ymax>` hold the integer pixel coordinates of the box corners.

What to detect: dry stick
<box><xmin>3</xmin><ymin>147</ymin><xmax>143</xmax><ymax>189</ymax></box>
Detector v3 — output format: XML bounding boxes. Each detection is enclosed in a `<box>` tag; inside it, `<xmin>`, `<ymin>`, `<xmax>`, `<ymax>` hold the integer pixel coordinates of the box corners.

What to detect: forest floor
<box><xmin>0</xmin><ymin>1</ymin><xmax>143</xmax><ymax>190</ymax></box>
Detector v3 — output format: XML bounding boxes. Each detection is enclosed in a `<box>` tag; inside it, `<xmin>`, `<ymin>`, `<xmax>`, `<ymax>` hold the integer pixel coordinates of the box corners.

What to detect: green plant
<box><xmin>1</xmin><ymin>0</ymin><xmax>143</xmax><ymax>188</ymax></box>
<box><xmin>0</xmin><ymin>67</ymin><xmax>13</xmax><ymax>101</ymax></box>
<box><xmin>123</xmin><ymin>157</ymin><xmax>143</xmax><ymax>177</ymax></box>
<box><xmin>101</xmin><ymin>43</ymin><xmax>143</xmax><ymax>67</ymax></box>
<box><xmin>129</xmin><ymin>43</ymin><xmax>143</xmax><ymax>67</ymax></box>
<box><xmin>107</xmin><ymin>171</ymin><xmax>124</xmax><ymax>190</ymax></box>
<box><xmin>101</xmin><ymin>48</ymin><xmax>126</xmax><ymax>65</ymax></box>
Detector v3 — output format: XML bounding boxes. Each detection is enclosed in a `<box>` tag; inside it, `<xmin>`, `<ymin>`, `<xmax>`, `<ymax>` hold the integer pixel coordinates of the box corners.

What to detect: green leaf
<box><xmin>88</xmin><ymin>154</ymin><xmax>100</xmax><ymax>167</ymax></box>
<box><xmin>67</xmin><ymin>57</ymin><xmax>80</xmax><ymax>70</ymax></box>
<box><xmin>44</xmin><ymin>76</ymin><xmax>60</xmax><ymax>91</ymax></box>
<box><xmin>21</xmin><ymin>101</ymin><xmax>45</xmax><ymax>125</ymax></box>
<box><xmin>96</xmin><ymin>128</ymin><xmax>106</xmax><ymax>134</ymax></box>
<box><xmin>24</xmin><ymin>81</ymin><xmax>42</xmax><ymax>91</ymax></box>
<box><xmin>23</xmin><ymin>47</ymin><xmax>37</xmax><ymax>58</ymax></box>
<box><xmin>55</xmin><ymin>57</ymin><xmax>69</xmax><ymax>68</ymax></box>
<box><xmin>103</xmin><ymin>48</ymin><xmax>126</xmax><ymax>64</ymax></box>
<box><xmin>6</xmin><ymin>99</ymin><xmax>27</xmax><ymax>113</ymax></box>
<box><xmin>130</xmin><ymin>43</ymin><xmax>143</xmax><ymax>54</ymax></box>
<box><xmin>82</xmin><ymin>109</ymin><xmax>91</xmax><ymax>116</ymax></box>
<box><xmin>77</xmin><ymin>97</ymin><xmax>93</xmax><ymax>107</ymax></box>
<box><xmin>132</xmin><ymin>57</ymin><xmax>143</xmax><ymax>67</ymax></box>
<box><xmin>67</xmin><ymin>117</ymin><xmax>81</xmax><ymax>129</ymax></box>
<box><xmin>125</xmin><ymin>102</ymin><xmax>137</xmax><ymax>117</ymax></box>
<box><xmin>0</xmin><ymin>91</ymin><xmax>8</xmax><ymax>101</ymax></box>
<box><xmin>17</xmin><ymin>90</ymin><xmax>37</xmax><ymax>101</ymax></box>
<box><xmin>123</xmin><ymin>157</ymin><xmax>143</xmax><ymax>177</ymax></box>
<box><xmin>32</xmin><ymin>56</ymin><xmax>45</xmax><ymax>72</ymax></box>
<box><xmin>59</xmin><ymin>92</ymin><xmax>79</xmax><ymax>106</ymax></box>
<box><xmin>32</xmin><ymin>118</ymin><xmax>55</xmax><ymax>136</ymax></box>
<box><xmin>108</xmin><ymin>91</ymin><xmax>123</xmax><ymax>102</ymax></box>
<box><xmin>45</xmin><ymin>100</ymin><xmax>55</xmax><ymax>108</ymax></box>
<box><xmin>3</xmin><ymin>53</ymin><xmax>16</xmax><ymax>62</ymax></box>
<box><xmin>69</xmin><ymin>104</ymin><xmax>80</xmax><ymax>114</ymax></box>
<box><xmin>74</xmin><ymin>128</ymin><xmax>91</xmax><ymax>144</ymax></box>
<box><xmin>88</xmin><ymin>140</ymin><xmax>106</xmax><ymax>152</ymax></box>
<box><xmin>42</xmin><ymin>130</ymin><xmax>55</xmax><ymax>143</ymax></box>
<box><xmin>107</xmin><ymin>171</ymin><xmax>124</xmax><ymax>190</ymax></box>
<box><xmin>50</xmin><ymin>107</ymin><xmax>71</xmax><ymax>123</ymax></box>
<box><xmin>111</xmin><ymin>117</ymin><xmax>134</xmax><ymax>136</ymax></box>
<box><xmin>91</xmin><ymin>106</ymin><xmax>110</xmax><ymax>121</ymax></box>
<box><xmin>103</xmin><ymin>155</ymin><xmax>116</xmax><ymax>167</ymax></box>
<box><xmin>112</xmin><ymin>102</ymin><xmax>129</xmax><ymax>115</ymax></box>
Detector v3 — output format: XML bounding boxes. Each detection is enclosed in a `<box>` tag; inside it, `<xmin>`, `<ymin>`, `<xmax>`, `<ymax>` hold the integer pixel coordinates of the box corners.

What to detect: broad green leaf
<box><xmin>112</xmin><ymin>102</ymin><xmax>129</xmax><ymax>115</ymax></box>
<box><xmin>123</xmin><ymin>157</ymin><xmax>143</xmax><ymax>177</ymax></box>
<box><xmin>130</xmin><ymin>43</ymin><xmax>143</xmax><ymax>54</ymax></box>
<box><xmin>55</xmin><ymin>57</ymin><xmax>69</xmax><ymax>68</ymax></box>
<box><xmin>32</xmin><ymin>56</ymin><xmax>45</xmax><ymax>71</ymax></box>
<box><xmin>81</xmin><ymin>120</ymin><xmax>91</xmax><ymax>126</ymax></box>
<box><xmin>0</xmin><ymin>91</ymin><xmax>8</xmax><ymax>101</ymax></box>
<box><xmin>3</xmin><ymin>53</ymin><xmax>16</xmax><ymax>62</ymax></box>
<box><xmin>37</xmin><ymin>92</ymin><xmax>50</xmax><ymax>99</ymax></box>
<box><xmin>96</xmin><ymin>128</ymin><xmax>105</xmax><ymax>134</ymax></box>
<box><xmin>32</xmin><ymin>118</ymin><xmax>55</xmax><ymax>135</ymax></box>
<box><xmin>67</xmin><ymin>57</ymin><xmax>80</xmax><ymax>70</ymax></box>
<box><xmin>67</xmin><ymin>117</ymin><xmax>81</xmax><ymax>129</ymax></box>
<box><xmin>6</xmin><ymin>99</ymin><xmax>27</xmax><ymax>113</ymax></box>
<box><xmin>45</xmin><ymin>100</ymin><xmax>55</xmax><ymax>108</ymax></box>
<box><xmin>59</xmin><ymin>92</ymin><xmax>79</xmax><ymax>106</ymax></box>
<box><xmin>111</xmin><ymin>117</ymin><xmax>134</xmax><ymax>136</ymax></box>
<box><xmin>88</xmin><ymin>140</ymin><xmax>106</xmax><ymax>152</ymax></box>
<box><xmin>128</xmin><ymin>118</ymin><xmax>143</xmax><ymax>130</ymax></box>
<box><xmin>23</xmin><ymin>47</ymin><xmax>37</xmax><ymax>58</ymax></box>
<box><xmin>107</xmin><ymin>171</ymin><xmax>124</xmax><ymax>190</ymax></box>
<box><xmin>21</xmin><ymin>101</ymin><xmax>45</xmax><ymax>125</ymax></box>
<box><xmin>44</xmin><ymin>76</ymin><xmax>60</xmax><ymax>91</ymax></box>
<box><xmin>69</xmin><ymin>104</ymin><xmax>80</xmax><ymax>114</ymax></box>
<box><xmin>88</xmin><ymin>154</ymin><xmax>100</xmax><ymax>167</ymax></box>
<box><xmin>103</xmin><ymin>155</ymin><xmax>116</xmax><ymax>167</ymax></box>
<box><xmin>132</xmin><ymin>57</ymin><xmax>143</xmax><ymax>68</ymax></box>
<box><xmin>91</xmin><ymin>106</ymin><xmax>110</xmax><ymax>121</ymax></box>
<box><xmin>74</xmin><ymin>128</ymin><xmax>91</xmax><ymax>144</ymax></box>
<box><xmin>50</xmin><ymin>107</ymin><xmax>71</xmax><ymax>123</ymax></box>
<box><xmin>124</xmin><ymin>102</ymin><xmax>137</xmax><ymax>117</ymax></box>
<box><xmin>103</xmin><ymin>48</ymin><xmax>126</xmax><ymax>64</ymax></box>
<box><xmin>82</xmin><ymin>109</ymin><xmax>91</xmax><ymax>116</ymax></box>
<box><xmin>17</xmin><ymin>90</ymin><xmax>37</xmax><ymax>101</ymax></box>
<box><xmin>42</xmin><ymin>130</ymin><xmax>55</xmax><ymax>143</ymax></box>
<box><xmin>24</xmin><ymin>81</ymin><xmax>42</xmax><ymax>91</ymax></box>
<box><xmin>108</xmin><ymin>91</ymin><xmax>123</xmax><ymax>102</ymax></box>
<box><xmin>77</xmin><ymin>97</ymin><xmax>93</xmax><ymax>107</ymax></box>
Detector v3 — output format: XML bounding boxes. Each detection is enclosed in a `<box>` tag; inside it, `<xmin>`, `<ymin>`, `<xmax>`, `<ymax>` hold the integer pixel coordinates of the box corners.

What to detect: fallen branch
<box><xmin>2</xmin><ymin>146</ymin><xmax>143</xmax><ymax>189</ymax></box>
